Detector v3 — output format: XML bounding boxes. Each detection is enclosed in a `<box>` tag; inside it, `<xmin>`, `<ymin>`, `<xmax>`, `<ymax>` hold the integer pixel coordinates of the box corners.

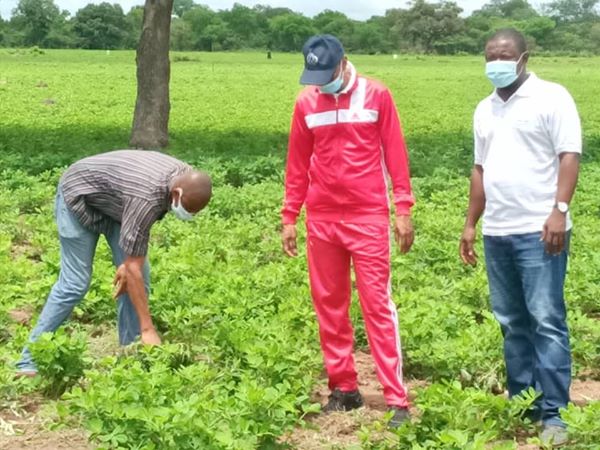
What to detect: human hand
<box><xmin>542</xmin><ymin>209</ymin><xmax>567</xmax><ymax>255</ymax></box>
<box><xmin>394</xmin><ymin>215</ymin><xmax>414</xmax><ymax>254</ymax></box>
<box><xmin>141</xmin><ymin>328</ymin><xmax>162</xmax><ymax>346</ymax></box>
<box><xmin>460</xmin><ymin>226</ymin><xmax>478</xmax><ymax>266</ymax></box>
<box><xmin>281</xmin><ymin>224</ymin><xmax>298</xmax><ymax>257</ymax></box>
<box><xmin>113</xmin><ymin>264</ymin><xmax>128</xmax><ymax>299</ymax></box>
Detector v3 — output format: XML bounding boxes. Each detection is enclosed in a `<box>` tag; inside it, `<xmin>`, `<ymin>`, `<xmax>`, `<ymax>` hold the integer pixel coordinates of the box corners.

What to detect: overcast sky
<box><xmin>0</xmin><ymin>0</ymin><xmax>490</xmax><ymax>20</ymax></box>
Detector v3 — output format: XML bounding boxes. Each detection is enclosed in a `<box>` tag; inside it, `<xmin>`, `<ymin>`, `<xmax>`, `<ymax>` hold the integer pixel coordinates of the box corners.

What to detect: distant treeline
<box><xmin>1</xmin><ymin>0</ymin><xmax>599</xmax><ymax>54</ymax></box>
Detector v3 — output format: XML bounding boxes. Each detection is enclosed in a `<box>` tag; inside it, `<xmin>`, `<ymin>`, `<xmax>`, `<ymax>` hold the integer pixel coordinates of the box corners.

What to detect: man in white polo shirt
<box><xmin>460</xmin><ymin>28</ymin><xmax>581</xmax><ymax>447</ymax></box>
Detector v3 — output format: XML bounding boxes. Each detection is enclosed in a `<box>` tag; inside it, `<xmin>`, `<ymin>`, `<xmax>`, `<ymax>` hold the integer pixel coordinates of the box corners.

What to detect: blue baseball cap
<box><xmin>300</xmin><ymin>34</ymin><xmax>345</xmax><ymax>85</ymax></box>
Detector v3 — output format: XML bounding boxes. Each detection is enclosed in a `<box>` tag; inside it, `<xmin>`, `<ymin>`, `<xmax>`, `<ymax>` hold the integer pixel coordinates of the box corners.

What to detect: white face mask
<box><xmin>171</xmin><ymin>188</ymin><xmax>194</xmax><ymax>221</ymax></box>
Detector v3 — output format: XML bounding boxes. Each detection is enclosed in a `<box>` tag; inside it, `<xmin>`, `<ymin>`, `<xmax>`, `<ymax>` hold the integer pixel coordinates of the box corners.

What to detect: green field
<box><xmin>1</xmin><ymin>50</ymin><xmax>600</xmax><ymax>449</ymax></box>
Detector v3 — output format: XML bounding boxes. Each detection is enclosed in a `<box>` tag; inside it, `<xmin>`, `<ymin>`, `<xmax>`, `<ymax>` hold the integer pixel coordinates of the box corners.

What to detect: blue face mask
<box><xmin>485</xmin><ymin>53</ymin><xmax>526</xmax><ymax>88</ymax></box>
<box><xmin>171</xmin><ymin>188</ymin><xmax>195</xmax><ymax>221</ymax></box>
<box><xmin>320</xmin><ymin>65</ymin><xmax>344</xmax><ymax>94</ymax></box>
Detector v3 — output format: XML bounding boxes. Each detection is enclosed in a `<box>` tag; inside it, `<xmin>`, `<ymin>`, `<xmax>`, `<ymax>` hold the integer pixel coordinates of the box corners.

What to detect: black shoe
<box><xmin>323</xmin><ymin>388</ymin><xmax>364</xmax><ymax>413</ymax></box>
<box><xmin>388</xmin><ymin>406</ymin><xmax>410</xmax><ymax>429</ymax></box>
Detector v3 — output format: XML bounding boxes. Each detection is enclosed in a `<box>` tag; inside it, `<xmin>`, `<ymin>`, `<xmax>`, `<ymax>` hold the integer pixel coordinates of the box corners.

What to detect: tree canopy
<box><xmin>1</xmin><ymin>0</ymin><xmax>599</xmax><ymax>53</ymax></box>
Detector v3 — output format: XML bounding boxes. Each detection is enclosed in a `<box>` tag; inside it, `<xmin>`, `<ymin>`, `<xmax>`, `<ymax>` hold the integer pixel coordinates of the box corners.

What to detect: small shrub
<box><xmin>29</xmin><ymin>328</ymin><xmax>90</xmax><ymax>398</ymax></box>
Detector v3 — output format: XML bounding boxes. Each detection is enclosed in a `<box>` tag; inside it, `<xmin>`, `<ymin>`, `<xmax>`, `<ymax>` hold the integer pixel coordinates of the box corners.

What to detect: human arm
<box><xmin>460</xmin><ymin>165</ymin><xmax>485</xmax><ymax>266</ymax></box>
<box><xmin>281</xmin><ymin>100</ymin><xmax>313</xmax><ymax>257</ymax></box>
<box><xmin>379</xmin><ymin>89</ymin><xmax>415</xmax><ymax>253</ymax></box>
<box><xmin>113</xmin><ymin>197</ymin><xmax>162</xmax><ymax>344</ymax></box>
<box><xmin>113</xmin><ymin>257</ymin><xmax>160</xmax><ymax>345</ymax></box>
<box><xmin>542</xmin><ymin>88</ymin><xmax>582</xmax><ymax>254</ymax></box>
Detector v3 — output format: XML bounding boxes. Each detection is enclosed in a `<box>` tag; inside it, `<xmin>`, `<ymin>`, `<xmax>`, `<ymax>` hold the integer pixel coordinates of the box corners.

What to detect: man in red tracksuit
<box><xmin>281</xmin><ymin>34</ymin><xmax>415</xmax><ymax>428</ymax></box>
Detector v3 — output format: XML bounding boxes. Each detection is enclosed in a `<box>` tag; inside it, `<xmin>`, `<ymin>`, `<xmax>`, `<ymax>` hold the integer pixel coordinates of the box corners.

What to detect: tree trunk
<box><xmin>130</xmin><ymin>0</ymin><xmax>174</xmax><ymax>149</ymax></box>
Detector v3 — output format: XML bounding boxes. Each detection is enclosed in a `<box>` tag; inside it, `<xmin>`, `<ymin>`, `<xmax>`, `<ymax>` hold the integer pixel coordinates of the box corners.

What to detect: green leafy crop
<box><xmin>0</xmin><ymin>50</ymin><xmax>599</xmax><ymax>449</ymax></box>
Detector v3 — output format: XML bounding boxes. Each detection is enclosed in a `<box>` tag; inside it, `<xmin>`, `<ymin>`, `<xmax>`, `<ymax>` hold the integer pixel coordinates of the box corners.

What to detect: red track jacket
<box><xmin>282</xmin><ymin>69</ymin><xmax>415</xmax><ymax>225</ymax></box>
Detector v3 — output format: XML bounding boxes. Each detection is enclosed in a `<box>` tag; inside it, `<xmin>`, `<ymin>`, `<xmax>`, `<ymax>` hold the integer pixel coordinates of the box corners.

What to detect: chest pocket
<box><xmin>511</xmin><ymin>115</ymin><xmax>544</xmax><ymax>133</ymax></box>
<box><xmin>509</xmin><ymin>112</ymin><xmax>552</xmax><ymax>149</ymax></box>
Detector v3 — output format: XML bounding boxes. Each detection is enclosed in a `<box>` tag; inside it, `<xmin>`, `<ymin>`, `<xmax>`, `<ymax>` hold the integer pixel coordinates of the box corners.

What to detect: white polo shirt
<box><xmin>473</xmin><ymin>73</ymin><xmax>582</xmax><ymax>236</ymax></box>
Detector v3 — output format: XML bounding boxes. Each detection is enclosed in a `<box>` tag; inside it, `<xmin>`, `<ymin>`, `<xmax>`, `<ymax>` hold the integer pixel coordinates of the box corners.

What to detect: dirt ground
<box><xmin>281</xmin><ymin>352</ymin><xmax>426</xmax><ymax>450</ymax></box>
<box><xmin>570</xmin><ymin>377</ymin><xmax>600</xmax><ymax>406</ymax></box>
<box><xmin>0</xmin><ymin>398</ymin><xmax>90</xmax><ymax>450</ymax></box>
<box><xmin>0</xmin><ymin>423</ymin><xmax>89</xmax><ymax>450</ymax></box>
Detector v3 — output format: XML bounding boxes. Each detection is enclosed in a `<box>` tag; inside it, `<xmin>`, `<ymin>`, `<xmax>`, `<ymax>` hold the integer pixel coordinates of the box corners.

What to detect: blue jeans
<box><xmin>16</xmin><ymin>187</ymin><xmax>150</xmax><ymax>372</ymax></box>
<box><xmin>484</xmin><ymin>232</ymin><xmax>571</xmax><ymax>428</ymax></box>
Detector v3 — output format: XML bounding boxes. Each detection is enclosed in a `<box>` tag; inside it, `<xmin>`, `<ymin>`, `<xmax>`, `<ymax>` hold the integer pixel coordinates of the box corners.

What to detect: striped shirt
<box><xmin>60</xmin><ymin>150</ymin><xmax>192</xmax><ymax>257</ymax></box>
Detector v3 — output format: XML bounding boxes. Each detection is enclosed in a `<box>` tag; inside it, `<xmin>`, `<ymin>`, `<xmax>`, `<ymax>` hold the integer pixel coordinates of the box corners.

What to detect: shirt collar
<box><xmin>492</xmin><ymin>72</ymin><xmax>538</xmax><ymax>103</ymax></box>
<box><xmin>313</xmin><ymin>61</ymin><xmax>358</xmax><ymax>96</ymax></box>
<box><xmin>514</xmin><ymin>72</ymin><xmax>538</xmax><ymax>97</ymax></box>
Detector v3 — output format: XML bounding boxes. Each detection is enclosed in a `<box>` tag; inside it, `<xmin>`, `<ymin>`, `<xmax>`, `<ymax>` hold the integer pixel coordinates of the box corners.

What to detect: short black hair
<box><xmin>487</xmin><ymin>28</ymin><xmax>527</xmax><ymax>54</ymax></box>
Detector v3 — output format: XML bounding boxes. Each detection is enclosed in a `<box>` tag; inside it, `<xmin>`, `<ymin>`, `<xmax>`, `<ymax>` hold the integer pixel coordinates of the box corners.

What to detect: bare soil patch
<box><xmin>570</xmin><ymin>378</ymin><xmax>600</xmax><ymax>406</ymax></box>
<box><xmin>283</xmin><ymin>350</ymin><xmax>426</xmax><ymax>449</ymax></box>
<box><xmin>0</xmin><ymin>394</ymin><xmax>90</xmax><ymax>450</ymax></box>
<box><xmin>8</xmin><ymin>307</ymin><xmax>35</xmax><ymax>326</ymax></box>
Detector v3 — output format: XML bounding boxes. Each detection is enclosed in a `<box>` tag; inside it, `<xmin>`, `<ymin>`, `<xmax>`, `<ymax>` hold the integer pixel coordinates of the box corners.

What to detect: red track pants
<box><xmin>306</xmin><ymin>221</ymin><xmax>409</xmax><ymax>408</ymax></box>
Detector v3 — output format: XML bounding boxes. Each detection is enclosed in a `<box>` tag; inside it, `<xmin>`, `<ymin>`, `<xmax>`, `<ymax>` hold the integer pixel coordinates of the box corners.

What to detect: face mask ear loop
<box><xmin>175</xmin><ymin>187</ymin><xmax>183</xmax><ymax>208</ymax></box>
<box><xmin>331</xmin><ymin>63</ymin><xmax>343</xmax><ymax>86</ymax></box>
<box><xmin>516</xmin><ymin>52</ymin><xmax>528</xmax><ymax>77</ymax></box>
